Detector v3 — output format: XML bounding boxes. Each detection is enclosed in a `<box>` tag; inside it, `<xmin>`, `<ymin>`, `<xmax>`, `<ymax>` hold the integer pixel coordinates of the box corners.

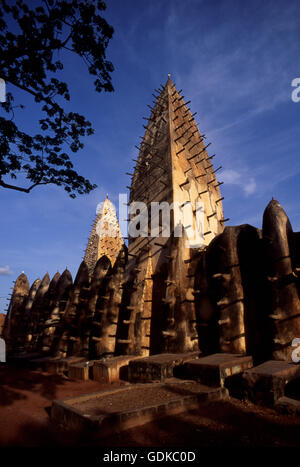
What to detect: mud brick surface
<box><xmin>51</xmin><ymin>379</ymin><xmax>227</xmax><ymax>436</ymax></box>
<box><xmin>93</xmin><ymin>355</ymin><xmax>143</xmax><ymax>383</ymax></box>
<box><xmin>128</xmin><ymin>352</ymin><xmax>200</xmax><ymax>383</ymax></box>
<box><xmin>182</xmin><ymin>353</ymin><xmax>253</xmax><ymax>387</ymax></box>
<box><xmin>45</xmin><ymin>356</ymin><xmax>86</xmax><ymax>374</ymax></box>
<box><xmin>243</xmin><ymin>360</ymin><xmax>300</xmax><ymax>406</ymax></box>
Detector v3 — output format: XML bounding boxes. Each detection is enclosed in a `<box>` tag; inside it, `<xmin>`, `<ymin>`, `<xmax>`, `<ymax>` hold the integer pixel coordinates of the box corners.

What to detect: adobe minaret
<box><xmin>84</xmin><ymin>195</ymin><xmax>124</xmax><ymax>277</ymax></box>
<box><xmin>116</xmin><ymin>77</ymin><xmax>226</xmax><ymax>356</ymax></box>
<box><xmin>128</xmin><ymin>76</ymin><xmax>224</xmax><ymax>258</ymax></box>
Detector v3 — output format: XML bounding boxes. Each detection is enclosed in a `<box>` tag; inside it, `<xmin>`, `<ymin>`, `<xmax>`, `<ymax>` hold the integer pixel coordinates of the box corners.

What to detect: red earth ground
<box><xmin>0</xmin><ymin>363</ymin><xmax>300</xmax><ymax>448</ymax></box>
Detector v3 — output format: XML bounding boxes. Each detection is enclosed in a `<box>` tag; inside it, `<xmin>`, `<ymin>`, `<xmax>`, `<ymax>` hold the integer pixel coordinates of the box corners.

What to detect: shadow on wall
<box><xmin>0</xmin><ymin>338</ymin><xmax>6</xmax><ymax>362</ymax></box>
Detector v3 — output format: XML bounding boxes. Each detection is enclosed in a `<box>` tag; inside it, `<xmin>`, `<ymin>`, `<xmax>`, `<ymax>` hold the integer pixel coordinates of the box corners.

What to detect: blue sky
<box><xmin>1</xmin><ymin>0</ymin><xmax>300</xmax><ymax>313</ymax></box>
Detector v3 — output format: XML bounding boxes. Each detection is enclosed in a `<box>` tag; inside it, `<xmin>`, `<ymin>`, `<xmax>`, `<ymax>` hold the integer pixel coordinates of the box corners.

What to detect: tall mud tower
<box><xmin>116</xmin><ymin>77</ymin><xmax>226</xmax><ymax>357</ymax></box>
<box><xmin>84</xmin><ymin>196</ymin><xmax>124</xmax><ymax>277</ymax></box>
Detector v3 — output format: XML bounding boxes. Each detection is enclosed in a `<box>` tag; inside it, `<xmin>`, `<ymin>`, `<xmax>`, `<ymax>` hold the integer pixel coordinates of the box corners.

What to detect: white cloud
<box><xmin>221</xmin><ymin>170</ymin><xmax>241</xmax><ymax>184</ymax></box>
<box><xmin>243</xmin><ymin>178</ymin><xmax>257</xmax><ymax>196</ymax></box>
<box><xmin>221</xmin><ymin>169</ymin><xmax>256</xmax><ymax>196</ymax></box>
<box><xmin>0</xmin><ymin>266</ymin><xmax>13</xmax><ymax>276</ymax></box>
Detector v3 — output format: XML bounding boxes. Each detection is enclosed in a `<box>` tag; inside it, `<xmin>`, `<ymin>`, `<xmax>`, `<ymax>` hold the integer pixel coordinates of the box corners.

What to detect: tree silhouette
<box><xmin>0</xmin><ymin>0</ymin><xmax>114</xmax><ymax>197</ymax></box>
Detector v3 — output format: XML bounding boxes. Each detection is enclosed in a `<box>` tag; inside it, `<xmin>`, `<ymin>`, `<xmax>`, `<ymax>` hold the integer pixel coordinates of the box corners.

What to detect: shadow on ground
<box><xmin>1</xmin><ymin>364</ymin><xmax>300</xmax><ymax>447</ymax></box>
<box><xmin>0</xmin><ymin>363</ymin><xmax>67</xmax><ymax>406</ymax></box>
<box><xmin>3</xmin><ymin>398</ymin><xmax>300</xmax><ymax>448</ymax></box>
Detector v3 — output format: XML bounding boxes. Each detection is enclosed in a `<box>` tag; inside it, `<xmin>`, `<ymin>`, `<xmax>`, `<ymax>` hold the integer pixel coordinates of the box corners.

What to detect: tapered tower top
<box><xmin>84</xmin><ymin>196</ymin><xmax>124</xmax><ymax>276</ymax></box>
<box><xmin>128</xmin><ymin>77</ymin><xmax>225</xmax><ymax>260</ymax></box>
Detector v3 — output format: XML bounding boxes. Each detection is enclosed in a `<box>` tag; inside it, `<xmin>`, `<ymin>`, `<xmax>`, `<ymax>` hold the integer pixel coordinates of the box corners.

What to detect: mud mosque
<box><xmin>2</xmin><ymin>78</ymin><xmax>300</xmax><ymax>417</ymax></box>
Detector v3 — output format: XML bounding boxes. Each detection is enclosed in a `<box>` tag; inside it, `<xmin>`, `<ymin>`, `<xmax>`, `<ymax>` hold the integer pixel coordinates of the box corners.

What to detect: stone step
<box><xmin>93</xmin><ymin>355</ymin><xmax>144</xmax><ymax>383</ymax></box>
<box><xmin>44</xmin><ymin>356</ymin><xmax>86</xmax><ymax>374</ymax></box>
<box><xmin>275</xmin><ymin>396</ymin><xmax>300</xmax><ymax>416</ymax></box>
<box><xmin>27</xmin><ymin>355</ymin><xmax>54</xmax><ymax>370</ymax></box>
<box><xmin>180</xmin><ymin>353</ymin><xmax>253</xmax><ymax>387</ymax></box>
<box><xmin>242</xmin><ymin>360</ymin><xmax>300</xmax><ymax>406</ymax></box>
<box><xmin>51</xmin><ymin>379</ymin><xmax>228</xmax><ymax>437</ymax></box>
<box><xmin>68</xmin><ymin>360</ymin><xmax>96</xmax><ymax>381</ymax></box>
<box><xmin>128</xmin><ymin>352</ymin><xmax>200</xmax><ymax>383</ymax></box>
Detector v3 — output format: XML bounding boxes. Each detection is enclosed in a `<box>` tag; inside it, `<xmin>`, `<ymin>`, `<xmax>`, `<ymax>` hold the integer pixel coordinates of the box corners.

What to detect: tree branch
<box><xmin>61</xmin><ymin>30</ymin><xmax>73</xmax><ymax>48</ymax></box>
<box><xmin>0</xmin><ymin>178</ymin><xmax>50</xmax><ymax>193</ymax></box>
<box><xmin>1</xmin><ymin>74</ymin><xmax>40</xmax><ymax>100</ymax></box>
